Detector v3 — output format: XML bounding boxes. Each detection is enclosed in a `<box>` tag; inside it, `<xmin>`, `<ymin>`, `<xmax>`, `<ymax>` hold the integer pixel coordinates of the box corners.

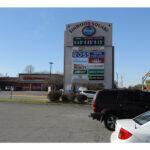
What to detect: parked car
<box><xmin>89</xmin><ymin>89</ymin><xmax>150</xmax><ymax>131</ymax></box>
<box><xmin>110</xmin><ymin>111</ymin><xmax>150</xmax><ymax>142</ymax></box>
<box><xmin>80</xmin><ymin>90</ymin><xmax>96</xmax><ymax>99</ymax></box>
<box><xmin>5</xmin><ymin>86</ymin><xmax>11</xmax><ymax>91</ymax></box>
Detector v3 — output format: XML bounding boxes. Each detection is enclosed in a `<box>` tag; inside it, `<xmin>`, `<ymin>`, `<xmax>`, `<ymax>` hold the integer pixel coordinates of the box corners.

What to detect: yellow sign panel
<box><xmin>146</xmin><ymin>80</ymin><xmax>150</xmax><ymax>90</ymax></box>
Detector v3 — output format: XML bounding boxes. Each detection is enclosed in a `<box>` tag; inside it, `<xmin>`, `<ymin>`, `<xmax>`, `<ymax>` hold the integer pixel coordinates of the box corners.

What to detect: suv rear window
<box><xmin>133</xmin><ymin>111</ymin><xmax>150</xmax><ymax>125</ymax></box>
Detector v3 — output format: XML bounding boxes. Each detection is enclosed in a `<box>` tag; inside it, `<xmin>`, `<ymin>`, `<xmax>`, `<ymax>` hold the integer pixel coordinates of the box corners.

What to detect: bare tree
<box><xmin>43</xmin><ymin>74</ymin><xmax>63</xmax><ymax>90</ymax></box>
<box><xmin>128</xmin><ymin>84</ymin><xmax>144</xmax><ymax>90</ymax></box>
<box><xmin>24</xmin><ymin>65</ymin><xmax>35</xmax><ymax>74</ymax></box>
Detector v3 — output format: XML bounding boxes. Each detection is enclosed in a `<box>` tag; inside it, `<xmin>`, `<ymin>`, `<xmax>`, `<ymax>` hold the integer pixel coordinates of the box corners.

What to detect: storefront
<box><xmin>19</xmin><ymin>74</ymin><xmax>50</xmax><ymax>91</ymax></box>
<box><xmin>0</xmin><ymin>73</ymin><xmax>63</xmax><ymax>91</ymax></box>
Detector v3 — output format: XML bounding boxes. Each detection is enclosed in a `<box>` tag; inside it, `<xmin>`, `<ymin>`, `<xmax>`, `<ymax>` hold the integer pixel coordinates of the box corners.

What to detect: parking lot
<box><xmin>0</xmin><ymin>101</ymin><xmax>112</xmax><ymax>142</ymax></box>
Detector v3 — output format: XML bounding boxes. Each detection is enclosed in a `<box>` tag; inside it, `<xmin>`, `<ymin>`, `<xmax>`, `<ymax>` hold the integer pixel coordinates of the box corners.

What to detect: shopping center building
<box><xmin>0</xmin><ymin>73</ymin><xmax>63</xmax><ymax>91</ymax></box>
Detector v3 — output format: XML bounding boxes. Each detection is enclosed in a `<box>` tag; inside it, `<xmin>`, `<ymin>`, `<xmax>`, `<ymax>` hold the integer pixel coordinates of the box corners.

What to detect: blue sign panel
<box><xmin>72</xmin><ymin>52</ymin><xmax>104</xmax><ymax>58</ymax></box>
<box><xmin>72</xmin><ymin>52</ymin><xmax>90</xmax><ymax>58</ymax></box>
<box><xmin>89</xmin><ymin>52</ymin><xmax>104</xmax><ymax>58</ymax></box>
<box><xmin>72</xmin><ymin>58</ymin><xmax>88</xmax><ymax>63</ymax></box>
<box><xmin>82</xmin><ymin>26</ymin><xmax>96</xmax><ymax>36</ymax></box>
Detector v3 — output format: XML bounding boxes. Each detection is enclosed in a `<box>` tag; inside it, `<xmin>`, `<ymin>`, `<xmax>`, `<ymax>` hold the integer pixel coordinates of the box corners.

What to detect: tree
<box><xmin>113</xmin><ymin>80</ymin><xmax>118</xmax><ymax>89</ymax></box>
<box><xmin>24</xmin><ymin>65</ymin><xmax>35</xmax><ymax>74</ymax></box>
<box><xmin>43</xmin><ymin>74</ymin><xmax>64</xmax><ymax>90</ymax></box>
<box><xmin>128</xmin><ymin>84</ymin><xmax>144</xmax><ymax>90</ymax></box>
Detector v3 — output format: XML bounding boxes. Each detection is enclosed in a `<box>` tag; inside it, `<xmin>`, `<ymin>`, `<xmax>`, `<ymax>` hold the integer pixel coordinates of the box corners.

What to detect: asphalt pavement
<box><xmin>0</xmin><ymin>102</ymin><xmax>112</xmax><ymax>142</ymax></box>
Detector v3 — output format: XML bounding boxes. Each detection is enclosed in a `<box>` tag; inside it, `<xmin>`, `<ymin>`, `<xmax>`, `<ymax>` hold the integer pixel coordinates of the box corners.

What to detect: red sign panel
<box><xmin>88</xmin><ymin>58</ymin><xmax>104</xmax><ymax>63</ymax></box>
<box><xmin>23</xmin><ymin>77</ymin><xmax>47</xmax><ymax>81</ymax></box>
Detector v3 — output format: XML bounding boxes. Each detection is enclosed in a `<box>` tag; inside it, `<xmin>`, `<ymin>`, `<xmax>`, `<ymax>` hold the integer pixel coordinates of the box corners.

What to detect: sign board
<box><xmin>73</xmin><ymin>64</ymin><xmax>87</xmax><ymax>69</ymax></box>
<box><xmin>88</xmin><ymin>69</ymin><xmax>104</xmax><ymax>75</ymax></box>
<box><xmin>72</xmin><ymin>75</ymin><xmax>88</xmax><ymax>80</ymax></box>
<box><xmin>89</xmin><ymin>58</ymin><xmax>104</xmax><ymax>63</ymax></box>
<box><xmin>72</xmin><ymin>52</ymin><xmax>90</xmax><ymax>58</ymax></box>
<box><xmin>64</xmin><ymin>20</ymin><xmax>114</xmax><ymax>92</ymax></box>
<box><xmin>73</xmin><ymin>37</ymin><xmax>104</xmax><ymax>46</ymax></box>
<box><xmin>82</xmin><ymin>26</ymin><xmax>96</xmax><ymax>36</ymax></box>
<box><xmin>72</xmin><ymin>46</ymin><xmax>104</xmax><ymax>51</ymax></box>
<box><xmin>89</xmin><ymin>76</ymin><xmax>104</xmax><ymax>80</ymax></box>
<box><xmin>88</xmin><ymin>64</ymin><xmax>104</xmax><ymax>69</ymax></box>
<box><xmin>72</xmin><ymin>51</ymin><xmax>104</xmax><ymax>58</ymax></box>
<box><xmin>73</xmin><ymin>70</ymin><xmax>87</xmax><ymax>74</ymax></box>
<box><xmin>72</xmin><ymin>51</ymin><xmax>105</xmax><ymax>81</ymax></box>
<box><xmin>72</xmin><ymin>58</ymin><xmax>88</xmax><ymax>63</ymax></box>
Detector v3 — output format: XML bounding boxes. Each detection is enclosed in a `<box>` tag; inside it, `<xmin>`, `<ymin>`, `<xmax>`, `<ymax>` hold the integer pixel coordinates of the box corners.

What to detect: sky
<box><xmin>0</xmin><ymin>8</ymin><xmax>150</xmax><ymax>87</ymax></box>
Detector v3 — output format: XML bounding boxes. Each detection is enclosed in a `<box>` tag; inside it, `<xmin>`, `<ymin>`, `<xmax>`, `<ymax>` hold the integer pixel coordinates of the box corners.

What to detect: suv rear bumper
<box><xmin>89</xmin><ymin>112</ymin><xmax>102</xmax><ymax>121</ymax></box>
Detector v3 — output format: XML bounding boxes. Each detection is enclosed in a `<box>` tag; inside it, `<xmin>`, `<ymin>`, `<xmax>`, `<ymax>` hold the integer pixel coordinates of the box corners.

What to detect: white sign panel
<box><xmin>72</xmin><ymin>75</ymin><xmax>88</xmax><ymax>80</ymax></box>
<box><xmin>73</xmin><ymin>64</ymin><xmax>87</xmax><ymax>69</ymax></box>
<box><xmin>88</xmin><ymin>64</ymin><xmax>104</xmax><ymax>69</ymax></box>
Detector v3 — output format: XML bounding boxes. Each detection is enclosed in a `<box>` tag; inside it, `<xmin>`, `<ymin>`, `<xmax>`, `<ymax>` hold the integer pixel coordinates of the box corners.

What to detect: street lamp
<box><xmin>49</xmin><ymin>62</ymin><xmax>53</xmax><ymax>76</ymax></box>
<box><xmin>49</xmin><ymin>62</ymin><xmax>53</xmax><ymax>91</ymax></box>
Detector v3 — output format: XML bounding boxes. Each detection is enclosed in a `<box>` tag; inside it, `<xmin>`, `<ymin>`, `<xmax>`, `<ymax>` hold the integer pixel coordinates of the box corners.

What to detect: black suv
<box><xmin>90</xmin><ymin>89</ymin><xmax>150</xmax><ymax>131</ymax></box>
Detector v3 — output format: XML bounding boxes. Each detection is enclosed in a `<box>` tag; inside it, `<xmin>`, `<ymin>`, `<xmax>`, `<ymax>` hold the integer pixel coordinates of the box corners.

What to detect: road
<box><xmin>0</xmin><ymin>102</ymin><xmax>112</xmax><ymax>142</ymax></box>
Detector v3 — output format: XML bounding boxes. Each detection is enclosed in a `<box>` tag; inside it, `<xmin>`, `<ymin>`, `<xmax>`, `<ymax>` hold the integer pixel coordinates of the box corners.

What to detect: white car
<box><xmin>80</xmin><ymin>90</ymin><xmax>96</xmax><ymax>99</ymax></box>
<box><xmin>110</xmin><ymin>111</ymin><xmax>150</xmax><ymax>143</ymax></box>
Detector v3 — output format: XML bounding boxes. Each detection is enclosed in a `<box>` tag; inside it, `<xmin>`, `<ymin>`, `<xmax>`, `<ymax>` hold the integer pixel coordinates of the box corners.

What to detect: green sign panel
<box><xmin>73</xmin><ymin>70</ymin><xmax>87</xmax><ymax>74</ymax></box>
<box><xmin>88</xmin><ymin>69</ymin><xmax>104</xmax><ymax>75</ymax></box>
<box><xmin>88</xmin><ymin>76</ymin><xmax>104</xmax><ymax>80</ymax></box>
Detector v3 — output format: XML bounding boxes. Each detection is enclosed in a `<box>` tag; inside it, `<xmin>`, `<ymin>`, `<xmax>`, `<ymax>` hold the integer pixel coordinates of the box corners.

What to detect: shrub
<box><xmin>68</xmin><ymin>92</ymin><xmax>76</xmax><ymax>102</ymax></box>
<box><xmin>76</xmin><ymin>94</ymin><xmax>87</xmax><ymax>103</ymax></box>
<box><xmin>47</xmin><ymin>91</ymin><xmax>61</xmax><ymax>102</ymax></box>
<box><xmin>61</xmin><ymin>94</ymin><xmax>69</xmax><ymax>102</ymax></box>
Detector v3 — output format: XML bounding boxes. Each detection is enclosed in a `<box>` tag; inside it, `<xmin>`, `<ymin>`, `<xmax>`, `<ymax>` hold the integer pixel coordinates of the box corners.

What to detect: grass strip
<box><xmin>0</xmin><ymin>99</ymin><xmax>47</xmax><ymax>104</ymax></box>
<box><xmin>0</xmin><ymin>99</ymin><xmax>91</xmax><ymax>106</ymax></box>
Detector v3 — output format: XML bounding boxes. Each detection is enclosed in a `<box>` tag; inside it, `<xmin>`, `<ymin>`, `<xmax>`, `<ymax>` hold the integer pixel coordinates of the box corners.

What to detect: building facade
<box><xmin>0</xmin><ymin>73</ymin><xmax>63</xmax><ymax>91</ymax></box>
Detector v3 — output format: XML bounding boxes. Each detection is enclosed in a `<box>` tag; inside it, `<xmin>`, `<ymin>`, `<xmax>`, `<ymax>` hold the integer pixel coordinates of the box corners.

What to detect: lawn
<box><xmin>0</xmin><ymin>99</ymin><xmax>91</xmax><ymax>106</ymax></box>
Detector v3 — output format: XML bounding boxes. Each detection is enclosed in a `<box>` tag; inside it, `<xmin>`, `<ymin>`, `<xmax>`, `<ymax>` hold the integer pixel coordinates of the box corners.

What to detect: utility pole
<box><xmin>121</xmin><ymin>76</ymin><xmax>123</xmax><ymax>88</ymax></box>
<box><xmin>49</xmin><ymin>62</ymin><xmax>53</xmax><ymax>91</ymax></box>
<box><xmin>116</xmin><ymin>72</ymin><xmax>118</xmax><ymax>88</ymax></box>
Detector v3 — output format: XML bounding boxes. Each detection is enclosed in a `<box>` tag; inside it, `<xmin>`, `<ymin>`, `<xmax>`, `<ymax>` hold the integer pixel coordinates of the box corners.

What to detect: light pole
<box><xmin>49</xmin><ymin>62</ymin><xmax>53</xmax><ymax>91</ymax></box>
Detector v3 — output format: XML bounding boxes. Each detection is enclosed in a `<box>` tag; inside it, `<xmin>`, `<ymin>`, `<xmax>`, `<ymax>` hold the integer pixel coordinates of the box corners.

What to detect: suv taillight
<box><xmin>93</xmin><ymin>102</ymin><xmax>96</xmax><ymax>112</ymax></box>
<box><xmin>118</xmin><ymin>128</ymin><xmax>132</xmax><ymax>140</ymax></box>
<box><xmin>93</xmin><ymin>92</ymin><xmax>98</xmax><ymax>101</ymax></box>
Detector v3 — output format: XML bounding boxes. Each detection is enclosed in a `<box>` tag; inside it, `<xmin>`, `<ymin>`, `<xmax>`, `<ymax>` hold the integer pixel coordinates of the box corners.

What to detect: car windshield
<box><xmin>133</xmin><ymin>111</ymin><xmax>150</xmax><ymax>125</ymax></box>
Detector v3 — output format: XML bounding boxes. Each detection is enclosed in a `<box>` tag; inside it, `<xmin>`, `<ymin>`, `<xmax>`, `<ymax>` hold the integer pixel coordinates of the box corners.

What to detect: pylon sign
<box><xmin>64</xmin><ymin>20</ymin><xmax>114</xmax><ymax>91</ymax></box>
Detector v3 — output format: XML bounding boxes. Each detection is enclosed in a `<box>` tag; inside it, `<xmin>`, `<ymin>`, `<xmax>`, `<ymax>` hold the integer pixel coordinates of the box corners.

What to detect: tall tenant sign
<box><xmin>64</xmin><ymin>20</ymin><xmax>114</xmax><ymax>92</ymax></box>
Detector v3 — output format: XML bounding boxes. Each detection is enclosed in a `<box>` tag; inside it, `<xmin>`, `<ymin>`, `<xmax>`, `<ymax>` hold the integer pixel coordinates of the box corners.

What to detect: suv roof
<box><xmin>98</xmin><ymin>89</ymin><xmax>142</xmax><ymax>92</ymax></box>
